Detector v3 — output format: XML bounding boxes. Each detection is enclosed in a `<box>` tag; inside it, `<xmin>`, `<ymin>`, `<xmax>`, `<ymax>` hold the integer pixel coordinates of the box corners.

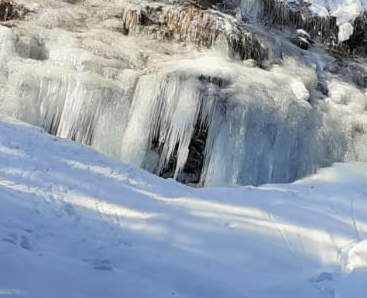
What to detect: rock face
<box><xmin>242</xmin><ymin>0</ymin><xmax>338</xmax><ymax>45</ymax></box>
<box><xmin>119</xmin><ymin>3</ymin><xmax>271</xmax><ymax>64</ymax></box>
<box><xmin>1</xmin><ymin>0</ymin><xmax>367</xmax><ymax>186</ymax></box>
<box><xmin>343</xmin><ymin>14</ymin><xmax>367</xmax><ymax>56</ymax></box>
<box><xmin>241</xmin><ymin>0</ymin><xmax>367</xmax><ymax>58</ymax></box>
<box><xmin>0</xmin><ymin>0</ymin><xmax>28</xmax><ymax>21</ymax></box>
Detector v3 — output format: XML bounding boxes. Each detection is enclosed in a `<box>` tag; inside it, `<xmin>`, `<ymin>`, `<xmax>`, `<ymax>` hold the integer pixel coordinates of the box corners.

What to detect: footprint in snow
<box><xmin>64</xmin><ymin>203</ymin><xmax>75</xmax><ymax>217</ymax></box>
<box><xmin>1</xmin><ymin>232</ymin><xmax>18</xmax><ymax>245</ymax></box>
<box><xmin>92</xmin><ymin>258</ymin><xmax>113</xmax><ymax>271</ymax></box>
<box><xmin>1</xmin><ymin>232</ymin><xmax>32</xmax><ymax>250</ymax></box>
<box><xmin>314</xmin><ymin>272</ymin><xmax>333</xmax><ymax>283</ymax></box>
<box><xmin>310</xmin><ymin>272</ymin><xmax>335</xmax><ymax>298</ymax></box>
<box><xmin>20</xmin><ymin>235</ymin><xmax>32</xmax><ymax>250</ymax></box>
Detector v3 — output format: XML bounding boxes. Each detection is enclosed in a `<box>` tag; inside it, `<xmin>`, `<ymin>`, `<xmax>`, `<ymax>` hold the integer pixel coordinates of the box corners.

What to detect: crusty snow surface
<box><xmin>0</xmin><ymin>116</ymin><xmax>366</xmax><ymax>298</ymax></box>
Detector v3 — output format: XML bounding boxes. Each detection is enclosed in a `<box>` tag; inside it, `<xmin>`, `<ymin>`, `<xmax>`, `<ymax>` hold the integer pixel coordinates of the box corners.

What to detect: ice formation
<box><xmin>1</xmin><ymin>0</ymin><xmax>367</xmax><ymax>186</ymax></box>
<box><xmin>241</xmin><ymin>0</ymin><xmax>367</xmax><ymax>43</ymax></box>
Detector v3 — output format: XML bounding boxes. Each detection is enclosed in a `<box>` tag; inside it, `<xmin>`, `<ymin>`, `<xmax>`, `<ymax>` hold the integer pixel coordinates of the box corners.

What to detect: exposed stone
<box><xmin>14</xmin><ymin>34</ymin><xmax>48</xmax><ymax>60</ymax></box>
<box><xmin>342</xmin><ymin>14</ymin><xmax>367</xmax><ymax>57</ymax></box>
<box><xmin>118</xmin><ymin>4</ymin><xmax>270</xmax><ymax>64</ymax></box>
<box><xmin>154</xmin><ymin>74</ymin><xmax>228</xmax><ymax>185</ymax></box>
<box><xmin>290</xmin><ymin>28</ymin><xmax>314</xmax><ymax>50</ymax></box>
<box><xmin>0</xmin><ymin>0</ymin><xmax>29</xmax><ymax>21</ymax></box>
<box><xmin>291</xmin><ymin>36</ymin><xmax>310</xmax><ymax>50</ymax></box>
<box><xmin>242</xmin><ymin>0</ymin><xmax>338</xmax><ymax>53</ymax></box>
<box><xmin>180</xmin><ymin>118</ymin><xmax>208</xmax><ymax>185</ymax></box>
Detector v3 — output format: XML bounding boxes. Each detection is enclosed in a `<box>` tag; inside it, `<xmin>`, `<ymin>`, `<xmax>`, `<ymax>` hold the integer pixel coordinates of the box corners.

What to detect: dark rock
<box><xmin>198</xmin><ymin>75</ymin><xmax>229</xmax><ymax>87</ymax></box>
<box><xmin>149</xmin><ymin>75</ymin><xmax>228</xmax><ymax>185</ymax></box>
<box><xmin>180</xmin><ymin>118</ymin><xmax>208</xmax><ymax>184</ymax></box>
<box><xmin>316</xmin><ymin>81</ymin><xmax>328</xmax><ymax>96</ymax></box>
<box><xmin>119</xmin><ymin>4</ymin><xmax>270</xmax><ymax>65</ymax></box>
<box><xmin>62</xmin><ymin>0</ymin><xmax>82</xmax><ymax>3</ymax></box>
<box><xmin>0</xmin><ymin>0</ymin><xmax>29</xmax><ymax>21</ymax></box>
<box><xmin>291</xmin><ymin>36</ymin><xmax>310</xmax><ymax>50</ymax></box>
<box><xmin>187</xmin><ymin>0</ymin><xmax>223</xmax><ymax>9</ymax></box>
<box><xmin>342</xmin><ymin>14</ymin><xmax>367</xmax><ymax>57</ymax></box>
<box><xmin>15</xmin><ymin>35</ymin><xmax>48</xmax><ymax>60</ymax></box>
<box><xmin>242</xmin><ymin>0</ymin><xmax>338</xmax><ymax>51</ymax></box>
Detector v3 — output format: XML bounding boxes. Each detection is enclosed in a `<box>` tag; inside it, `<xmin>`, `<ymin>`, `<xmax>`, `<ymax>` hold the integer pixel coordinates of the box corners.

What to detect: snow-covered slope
<box><xmin>1</xmin><ymin>0</ymin><xmax>367</xmax><ymax>294</ymax></box>
<box><xmin>1</xmin><ymin>117</ymin><xmax>366</xmax><ymax>297</ymax></box>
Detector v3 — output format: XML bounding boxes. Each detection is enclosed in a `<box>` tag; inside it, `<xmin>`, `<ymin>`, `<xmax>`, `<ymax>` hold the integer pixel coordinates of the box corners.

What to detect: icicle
<box><xmin>0</xmin><ymin>27</ymin><xmax>15</xmax><ymax>60</ymax></box>
<box><xmin>2</xmin><ymin>0</ymin><xmax>367</xmax><ymax>188</ymax></box>
<box><xmin>240</xmin><ymin>0</ymin><xmax>262</xmax><ymax>20</ymax></box>
<box><xmin>122</xmin><ymin>7</ymin><xmax>141</xmax><ymax>34</ymax></box>
<box><xmin>204</xmin><ymin>58</ymin><xmax>349</xmax><ymax>186</ymax></box>
<box><xmin>119</xmin><ymin>74</ymin><xmax>162</xmax><ymax>168</ymax></box>
<box><xmin>92</xmin><ymin>69</ymin><xmax>139</xmax><ymax>159</ymax></box>
<box><xmin>158</xmin><ymin>77</ymin><xmax>201</xmax><ymax>179</ymax></box>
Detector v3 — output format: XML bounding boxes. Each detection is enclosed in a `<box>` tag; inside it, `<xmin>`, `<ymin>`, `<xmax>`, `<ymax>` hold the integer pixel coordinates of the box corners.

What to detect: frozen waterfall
<box><xmin>1</xmin><ymin>0</ymin><xmax>367</xmax><ymax>186</ymax></box>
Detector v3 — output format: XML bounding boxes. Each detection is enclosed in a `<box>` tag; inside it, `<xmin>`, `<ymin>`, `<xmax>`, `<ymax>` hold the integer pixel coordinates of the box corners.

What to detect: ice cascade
<box><xmin>1</xmin><ymin>0</ymin><xmax>367</xmax><ymax>186</ymax></box>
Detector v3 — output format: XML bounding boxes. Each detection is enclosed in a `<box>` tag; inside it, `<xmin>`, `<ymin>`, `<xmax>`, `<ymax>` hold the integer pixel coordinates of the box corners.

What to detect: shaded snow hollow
<box><xmin>0</xmin><ymin>117</ymin><xmax>367</xmax><ymax>297</ymax></box>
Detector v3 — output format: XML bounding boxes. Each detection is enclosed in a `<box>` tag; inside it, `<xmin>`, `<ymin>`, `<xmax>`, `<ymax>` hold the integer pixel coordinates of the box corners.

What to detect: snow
<box><xmin>243</xmin><ymin>0</ymin><xmax>367</xmax><ymax>41</ymax></box>
<box><xmin>0</xmin><ymin>0</ymin><xmax>367</xmax><ymax>294</ymax></box>
<box><xmin>0</xmin><ymin>116</ymin><xmax>367</xmax><ymax>297</ymax></box>
<box><xmin>285</xmin><ymin>0</ymin><xmax>367</xmax><ymax>41</ymax></box>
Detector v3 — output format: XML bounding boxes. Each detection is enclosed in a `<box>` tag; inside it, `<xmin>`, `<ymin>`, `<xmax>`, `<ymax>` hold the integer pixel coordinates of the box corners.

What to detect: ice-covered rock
<box><xmin>241</xmin><ymin>0</ymin><xmax>367</xmax><ymax>52</ymax></box>
<box><xmin>118</xmin><ymin>3</ymin><xmax>270</xmax><ymax>63</ymax></box>
<box><xmin>1</xmin><ymin>0</ymin><xmax>367</xmax><ymax>186</ymax></box>
<box><xmin>0</xmin><ymin>0</ymin><xmax>29</xmax><ymax>21</ymax></box>
<box><xmin>241</xmin><ymin>0</ymin><xmax>338</xmax><ymax>45</ymax></box>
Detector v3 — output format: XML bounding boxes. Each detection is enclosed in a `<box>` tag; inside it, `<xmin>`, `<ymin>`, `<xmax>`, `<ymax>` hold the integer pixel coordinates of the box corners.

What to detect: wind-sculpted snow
<box><xmin>1</xmin><ymin>0</ymin><xmax>367</xmax><ymax>186</ymax></box>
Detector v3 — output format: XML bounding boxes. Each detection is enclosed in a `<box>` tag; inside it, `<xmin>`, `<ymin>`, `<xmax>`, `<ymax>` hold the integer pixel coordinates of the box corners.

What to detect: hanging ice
<box><xmin>1</xmin><ymin>0</ymin><xmax>367</xmax><ymax>186</ymax></box>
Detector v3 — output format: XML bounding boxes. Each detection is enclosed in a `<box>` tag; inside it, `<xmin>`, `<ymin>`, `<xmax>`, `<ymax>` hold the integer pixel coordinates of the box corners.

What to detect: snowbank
<box><xmin>0</xmin><ymin>117</ymin><xmax>366</xmax><ymax>297</ymax></box>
